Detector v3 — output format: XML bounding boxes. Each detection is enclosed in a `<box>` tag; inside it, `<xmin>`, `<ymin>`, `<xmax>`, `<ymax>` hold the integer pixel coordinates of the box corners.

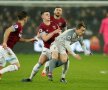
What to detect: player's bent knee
<box><xmin>13</xmin><ymin>62</ymin><xmax>20</xmax><ymax>69</ymax></box>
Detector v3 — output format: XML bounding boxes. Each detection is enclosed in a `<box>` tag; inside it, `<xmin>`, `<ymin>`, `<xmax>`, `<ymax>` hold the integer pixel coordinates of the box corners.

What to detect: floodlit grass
<box><xmin>0</xmin><ymin>54</ymin><xmax>108</xmax><ymax>90</ymax></box>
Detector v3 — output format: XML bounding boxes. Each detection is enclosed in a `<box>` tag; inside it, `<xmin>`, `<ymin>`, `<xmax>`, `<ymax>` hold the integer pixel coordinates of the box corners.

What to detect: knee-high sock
<box><xmin>42</xmin><ymin>61</ymin><xmax>49</xmax><ymax>73</ymax></box>
<box><xmin>29</xmin><ymin>63</ymin><xmax>42</xmax><ymax>80</ymax></box>
<box><xmin>0</xmin><ymin>65</ymin><xmax>18</xmax><ymax>74</ymax></box>
<box><xmin>61</xmin><ymin>60</ymin><xmax>70</xmax><ymax>78</ymax></box>
<box><xmin>49</xmin><ymin>59</ymin><xmax>57</xmax><ymax>74</ymax></box>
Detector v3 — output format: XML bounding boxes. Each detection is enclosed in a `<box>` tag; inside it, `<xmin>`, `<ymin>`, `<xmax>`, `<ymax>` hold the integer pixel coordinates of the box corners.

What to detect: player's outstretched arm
<box><xmin>65</xmin><ymin>42</ymin><xmax>81</xmax><ymax>60</ymax></box>
<box><xmin>19</xmin><ymin>37</ymin><xmax>38</xmax><ymax>42</ymax></box>
<box><xmin>41</xmin><ymin>29</ymin><xmax>61</xmax><ymax>42</ymax></box>
<box><xmin>2</xmin><ymin>26</ymin><xmax>13</xmax><ymax>48</ymax></box>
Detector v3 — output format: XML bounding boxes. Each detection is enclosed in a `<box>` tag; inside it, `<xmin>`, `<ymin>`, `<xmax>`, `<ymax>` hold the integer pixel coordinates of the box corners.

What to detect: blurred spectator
<box><xmin>99</xmin><ymin>12</ymin><xmax>108</xmax><ymax>55</ymax></box>
<box><xmin>90</xmin><ymin>36</ymin><xmax>101</xmax><ymax>51</ymax></box>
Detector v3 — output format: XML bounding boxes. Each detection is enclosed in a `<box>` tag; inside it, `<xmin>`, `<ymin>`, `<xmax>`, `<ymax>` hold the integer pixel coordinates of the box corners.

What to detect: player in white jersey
<box><xmin>48</xmin><ymin>22</ymin><xmax>91</xmax><ymax>81</ymax></box>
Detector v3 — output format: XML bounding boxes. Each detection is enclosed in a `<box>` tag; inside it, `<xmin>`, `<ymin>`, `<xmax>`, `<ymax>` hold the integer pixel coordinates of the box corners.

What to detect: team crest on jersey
<box><xmin>39</xmin><ymin>29</ymin><xmax>43</xmax><ymax>33</ymax></box>
<box><xmin>52</xmin><ymin>26</ymin><xmax>56</xmax><ymax>29</ymax></box>
<box><xmin>67</xmin><ymin>36</ymin><xmax>71</xmax><ymax>40</ymax></box>
<box><xmin>13</xmin><ymin>24</ymin><xmax>18</xmax><ymax>29</ymax></box>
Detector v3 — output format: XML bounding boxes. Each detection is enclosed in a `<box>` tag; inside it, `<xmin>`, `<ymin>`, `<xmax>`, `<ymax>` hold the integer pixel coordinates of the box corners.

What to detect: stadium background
<box><xmin>0</xmin><ymin>1</ymin><xmax>107</xmax><ymax>53</ymax></box>
<box><xmin>0</xmin><ymin>1</ymin><xmax>108</xmax><ymax>90</ymax></box>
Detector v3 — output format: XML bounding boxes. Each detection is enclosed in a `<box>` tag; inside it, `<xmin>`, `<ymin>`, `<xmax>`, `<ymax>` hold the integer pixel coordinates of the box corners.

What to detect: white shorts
<box><xmin>41</xmin><ymin>47</ymin><xmax>51</xmax><ymax>60</ymax></box>
<box><xmin>50</xmin><ymin>42</ymin><xmax>67</xmax><ymax>54</ymax></box>
<box><xmin>0</xmin><ymin>46</ymin><xmax>19</xmax><ymax>67</ymax></box>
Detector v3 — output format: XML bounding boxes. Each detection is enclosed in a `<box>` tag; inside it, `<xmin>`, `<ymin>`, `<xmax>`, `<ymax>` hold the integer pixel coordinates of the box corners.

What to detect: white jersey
<box><xmin>50</xmin><ymin>28</ymin><xmax>91</xmax><ymax>55</ymax></box>
<box><xmin>55</xmin><ymin>28</ymin><xmax>83</xmax><ymax>47</ymax></box>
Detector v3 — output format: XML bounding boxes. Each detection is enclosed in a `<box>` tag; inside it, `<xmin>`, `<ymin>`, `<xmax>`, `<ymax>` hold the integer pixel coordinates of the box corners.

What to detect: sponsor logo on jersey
<box><xmin>39</xmin><ymin>29</ymin><xmax>43</xmax><ymax>33</ymax></box>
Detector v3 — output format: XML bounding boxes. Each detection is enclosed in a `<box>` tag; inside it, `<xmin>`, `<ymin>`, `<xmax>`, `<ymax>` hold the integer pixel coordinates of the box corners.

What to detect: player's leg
<box><xmin>22</xmin><ymin>54</ymin><xmax>48</xmax><ymax>82</ymax></box>
<box><xmin>103</xmin><ymin>43</ymin><xmax>108</xmax><ymax>55</ymax></box>
<box><xmin>0</xmin><ymin>48</ymin><xmax>20</xmax><ymax>75</ymax></box>
<box><xmin>22</xmin><ymin>47</ymin><xmax>49</xmax><ymax>82</ymax></box>
<box><xmin>59</xmin><ymin>48</ymin><xmax>69</xmax><ymax>83</ymax></box>
<box><xmin>0</xmin><ymin>55</ymin><xmax>6</xmax><ymax>80</ymax></box>
<box><xmin>48</xmin><ymin>44</ymin><xmax>59</xmax><ymax>81</ymax></box>
<box><xmin>60</xmin><ymin>60</ymin><xmax>69</xmax><ymax>83</ymax></box>
<box><xmin>41</xmin><ymin>61</ymin><xmax>49</xmax><ymax>77</ymax></box>
<box><xmin>29</xmin><ymin>54</ymin><xmax>47</xmax><ymax>80</ymax></box>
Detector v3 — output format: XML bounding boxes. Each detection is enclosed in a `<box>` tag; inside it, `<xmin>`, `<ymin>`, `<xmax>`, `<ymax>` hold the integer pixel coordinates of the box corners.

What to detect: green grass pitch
<box><xmin>0</xmin><ymin>54</ymin><xmax>108</xmax><ymax>90</ymax></box>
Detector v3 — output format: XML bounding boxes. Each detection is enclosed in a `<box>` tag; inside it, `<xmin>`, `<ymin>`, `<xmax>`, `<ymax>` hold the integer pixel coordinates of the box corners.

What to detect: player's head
<box><xmin>17</xmin><ymin>11</ymin><xmax>28</xmax><ymax>23</ymax></box>
<box><xmin>54</xmin><ymin>7</ymin><xmax>63</xmax><ymax>17</ymax></box>
<box><xmin>41</xmin><ymin>10</ymin><xmax>50</xmax><ymax>21</ymax></box>
<box><xmin>75</xmin><ymin>22</ymin><xmax>86</xmax><ymax>36</ymax></box>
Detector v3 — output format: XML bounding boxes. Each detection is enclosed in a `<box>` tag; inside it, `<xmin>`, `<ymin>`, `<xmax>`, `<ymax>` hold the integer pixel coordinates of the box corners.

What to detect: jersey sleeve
<box><xmin>64</xmin><ymin>41</ymin><xmax>76</xmax><ymax>56</ymax></box>
<box><xmin>11</xmin><ymin>24</ymin><xmax>19</xmax><ymax>32</ymax></box>
<box><xmin>38</xmin><ymin>25</ymin><xmax>47</xmax><ymax>37</ymax></box>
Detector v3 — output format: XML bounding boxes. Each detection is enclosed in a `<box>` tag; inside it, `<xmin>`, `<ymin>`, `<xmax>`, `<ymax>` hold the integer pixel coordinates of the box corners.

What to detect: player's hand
<box><xmin>31</xmin><ymin>37</ymin><xmax>38</xmax><ymax>43</ymax></box>
<box><xmin>54</xmin><ymin>29</ymin><xmax>61</xmax><ymax>34</ymax></box>
<box><xmin>85</xmin><ymin>51</ymin><xmax>92</xmax><ymax>56</ymax></box>
<box><xmin>2</xmin><ymin>43</ymin><xmax>7</xmax><ymax>49</ymax></box>
<box><xmin>74</xmin><ymin>54</ymin><xmax>82</xmax><ymax>60</ymax></box>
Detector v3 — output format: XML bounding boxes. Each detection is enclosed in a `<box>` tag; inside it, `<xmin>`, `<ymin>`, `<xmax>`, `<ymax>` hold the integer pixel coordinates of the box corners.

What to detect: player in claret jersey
<box><xmin>0</xmin><ymin>11</ymin><xmax>36</xmax><ymax>80</ymax></box>
<box><xmin>50</xmin><ymin>7</ymin><xmax>67</xmax><ymax>31</ymax></box>
<box><xmin>22</xmin><ymin>10</ymin><xmax>61</xmax><ymax>82</ymax></box>
<box><xmin>41</xmin><ymin>7</ymin><xmax>69</xmax><ymax>83</ymax></box>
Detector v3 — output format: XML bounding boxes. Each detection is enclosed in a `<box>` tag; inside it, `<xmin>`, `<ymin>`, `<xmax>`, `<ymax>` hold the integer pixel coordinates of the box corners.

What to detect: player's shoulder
<box><xmin>60</xmin><ymin>17</ymin><xmax>66</xmax><ymax>22</ymax></box>
<box><xmin>12</xmin><ymin>22</ymin><xmax>22</xmax><ymax>30</ymax></box>
<box><xmin>67</xmin><ymin>28</ymin><xmax>75</xmax><ymax>31</ymax></box>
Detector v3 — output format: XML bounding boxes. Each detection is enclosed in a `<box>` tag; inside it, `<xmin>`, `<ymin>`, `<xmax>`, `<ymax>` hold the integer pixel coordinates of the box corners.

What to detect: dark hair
<box><xmin>40</xmin><ymin>10</ymin><xmax>49</xmax><ymax>15</ymax></box>
<box><xmin>17</xmin><ymin>11</ymin><xmax>28</xmax><ymax>20</ymax></box>
<box><xmin>76</xmin><ymin>21</ymin><xmax>86</xmax><ymax>29</ymax></box>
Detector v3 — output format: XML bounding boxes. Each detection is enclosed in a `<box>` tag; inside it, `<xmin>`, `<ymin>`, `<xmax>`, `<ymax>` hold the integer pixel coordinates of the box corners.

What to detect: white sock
<box><xmin>42</xmin><ymin>61</ymin><xmax>49</xmax><ymax>73</ymax></box>
<box><xmin>29</xmin><ymin>63</ymin><xmax>42</xmax><ymax>80</ymax></box>
<box><xmin>0</xmin><ymin>65</ymin><xmax>18</xmax><ymax>74</ymax></box>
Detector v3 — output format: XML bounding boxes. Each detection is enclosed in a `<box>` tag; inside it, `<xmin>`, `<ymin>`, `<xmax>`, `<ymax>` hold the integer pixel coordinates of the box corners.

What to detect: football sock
<box><xmin>42</xmin><ymin>61</ymin><xmax>49</xmax><ymax>73</ymax></box>
<box><xmin>29</xmin><ymin>63</ymin><xmax>42</xmax><ymax>80</ymax></box>
<box><xmin>49</xmin><ymin>58</ymin><xmax>57</xmax><ymax>73</ymax></box>
<box><xmin>61</xmin><ymin>60</ymin><xmax>69</xmax><ymax>78</ymax></box>
<box><xmin>0</xmin><ymin>65</ymin><xmax>18</xmax><ymax>74</ymax></box>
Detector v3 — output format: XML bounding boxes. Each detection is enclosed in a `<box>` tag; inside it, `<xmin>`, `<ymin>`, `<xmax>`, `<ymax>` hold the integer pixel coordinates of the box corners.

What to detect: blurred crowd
<box><xmin>0</xmin><ymin>6</ymin><xmax>108</xmax><ymax>53</ymax></box>
<box><xmin>0</xmin><ymin>6</ymin><xmax>108</xmax><ymax>38</ymax></box>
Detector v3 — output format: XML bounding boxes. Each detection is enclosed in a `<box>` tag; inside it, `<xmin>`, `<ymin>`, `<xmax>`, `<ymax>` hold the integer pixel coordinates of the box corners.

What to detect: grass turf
<box><xmin>0</xmin><ymin>54</ymin><xmax>108</xmax><ymax>90</ymax></box>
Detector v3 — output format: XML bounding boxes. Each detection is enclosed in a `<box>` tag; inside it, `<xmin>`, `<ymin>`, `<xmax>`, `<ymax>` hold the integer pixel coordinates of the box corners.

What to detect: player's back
<box><xmin>7</xmin><ymin>22</ymin><xmax>23</xmax><ymax>49</ymax></box>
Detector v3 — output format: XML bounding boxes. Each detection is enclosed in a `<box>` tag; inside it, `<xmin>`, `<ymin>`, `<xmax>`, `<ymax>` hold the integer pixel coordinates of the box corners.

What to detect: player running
<box><xmin>0</xmin><ymin>11</ymin><xmax>36</xmax><ymax>80</ymax></box>
<box><xmin>22</xmin><ymin>10</ymin><xmax>62</xmax><ymax>82</ymax></box>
